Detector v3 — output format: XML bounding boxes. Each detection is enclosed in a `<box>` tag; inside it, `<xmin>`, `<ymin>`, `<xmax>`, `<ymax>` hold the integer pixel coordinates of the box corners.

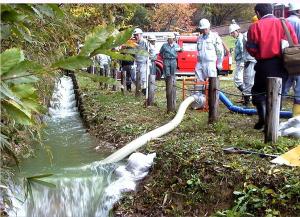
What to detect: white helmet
<box><xmin>133</xmin><ymin>28</ymin><xmax>143</xmax><ymax>35</ymax></box>
<box><xmin>167</xmin><ymin>34</ymin><xmax>175</xmax><ymax>39</ymax></box>
<box><xmin>229</xmin><ymin>23</ymin><xmax>240</xmax><ymax>34</ymax></box>
<box><xmin>148</xmin><ymin>35</ymin><xmax>156</xmax><ymax>41</ymax></box>
<box><xmin>199</xmin><ymin>18</ymin><xmax>210</xmax><ymax>29</ymax></box>
<box><xmin>289</xmin><ymin>2</ymin><xmax>300</xmax><ymax>11</ymax></box>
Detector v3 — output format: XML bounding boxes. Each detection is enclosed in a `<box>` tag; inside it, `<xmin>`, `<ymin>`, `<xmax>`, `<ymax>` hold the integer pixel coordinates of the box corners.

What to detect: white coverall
<box><xmin>135</xmin><ymin>38</ymin><xmax>149</xmax><ymax>89</ymax></box>
<box><xmin>242</xmin><ymin>32</ymin><xmax>256</xmax><ymax>96</ymax></box>
<box><xmin>195</xmin><ymin>31</ymin><xmax>224</xmax><ymax>81</ymax></box>
<box><xmin>233</xmin><ymin>33</ymin><xmax>245</xmax><ymax>91</ymax></box>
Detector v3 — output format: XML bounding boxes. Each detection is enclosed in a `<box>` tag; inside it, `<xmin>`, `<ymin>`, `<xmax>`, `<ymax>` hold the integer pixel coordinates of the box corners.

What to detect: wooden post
<box><xmin>99</xmin><ymin>68</ymin><xmax>104</xmax><ymax>88</ymax></box>
<box><xmin>121</xmin><ymin>70</ymin><xmax>126</xmax><ymax>94</ymax></box>
<box><xmin>136</xmin><ymin>70</ymin><xmax>141</xmax><ymax>97</ymax></box>
<box><xmin>166</xmin><ymin>75</ymin><xmax>176</xmax><ymax>112</ymax></box>
<box><xmin>208</xmin><ymin>77</ymin><xmax>219</xmax><ymax>123</ymax></box>
<box><xmin>147</xmin><ymin>74</ymin><xmax>156</xmax><ymax>106</ymax></box>
<box><xmin>112</xmin><ymin>69</ymin><xmax>118</xmax><ymax>91</ymax></box>
<box><xmin>265</xmin><ymin>77</ymin><xmax>282</xmax><ymax>144</ymax></box>
<box><xmin>104</xmin><ymin>67</ymin><xmax>109</xmax><ymax>90</ymax></box>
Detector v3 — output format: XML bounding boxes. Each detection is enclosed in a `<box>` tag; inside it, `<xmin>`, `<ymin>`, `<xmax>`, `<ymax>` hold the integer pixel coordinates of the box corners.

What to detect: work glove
<box><xmin>217</xmin><ymin>62</ymin><xmax>223</xmax><ymax>71</ymax></box>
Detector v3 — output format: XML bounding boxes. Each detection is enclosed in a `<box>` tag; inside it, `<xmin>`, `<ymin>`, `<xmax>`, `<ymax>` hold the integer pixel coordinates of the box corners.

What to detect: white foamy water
<box><xmin>9</xmin><ymin>75</ymin><xmax>155</xmax><ymax>217</ymax></box>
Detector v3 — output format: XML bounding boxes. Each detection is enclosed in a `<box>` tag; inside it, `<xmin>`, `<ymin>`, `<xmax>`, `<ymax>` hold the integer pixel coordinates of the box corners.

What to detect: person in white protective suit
<box><xmin>133</xmin><ymin>28</ymin><xmax>149</xmax><ymax>95</ymax></box>
<box><xmin>229</xmin><ymin>21</ymin><xmax>245</xmax><ymax>97</ymax></box>
<box><xmin>195</xmin><ymin>18</ymin><xmax>224</xmax><ymax>83</ymax></box>
<box><xmin>148</xmin><ymin>35</ymin><xmax>158</xmax><ymax>77</ymax></box>
<box><xmin>96</xmin><ymin>54</ymin><xmax>111</xmax><ymax>77</ymax></box>
<box><xmin>240</xmin><ymin>16</ymin><xmax>258</xmax><ymax>107</ymax></box>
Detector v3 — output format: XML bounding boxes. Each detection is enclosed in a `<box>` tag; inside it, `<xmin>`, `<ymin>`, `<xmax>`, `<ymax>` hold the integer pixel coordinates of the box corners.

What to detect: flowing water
<box><xmin>9</xmin><ymin>75</ymin><xmax>132</xmax><ymax>217</ymax></box>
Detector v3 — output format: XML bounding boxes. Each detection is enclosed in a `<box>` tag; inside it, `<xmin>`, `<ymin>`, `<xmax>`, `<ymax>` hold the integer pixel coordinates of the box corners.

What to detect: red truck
<box><xmin>155</xmin><ymin>35</ymin><xmax>233</xmax><ymax>79</ymax></box>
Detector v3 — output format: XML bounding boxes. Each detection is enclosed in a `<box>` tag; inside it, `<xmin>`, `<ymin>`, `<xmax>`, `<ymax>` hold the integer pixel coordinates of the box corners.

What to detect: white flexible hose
<box><xmin>101</xmin><ymin>95</ymin><xmax>201</xmax><ymax>164</ymax></box>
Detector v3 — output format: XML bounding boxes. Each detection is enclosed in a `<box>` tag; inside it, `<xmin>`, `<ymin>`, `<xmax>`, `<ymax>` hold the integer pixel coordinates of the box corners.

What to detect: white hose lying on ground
<box><xmin>101</xmin><ymin>94</ymin><xmax>205</xmax><ymax>164</ymax></box>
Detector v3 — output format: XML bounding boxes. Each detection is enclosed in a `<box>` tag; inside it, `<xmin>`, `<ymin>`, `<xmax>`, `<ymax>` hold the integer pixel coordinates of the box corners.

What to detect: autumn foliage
<box><xmin>150</xmin><ymin>4</ymin><xmax>197</xmax><ymax>32</ymax></box>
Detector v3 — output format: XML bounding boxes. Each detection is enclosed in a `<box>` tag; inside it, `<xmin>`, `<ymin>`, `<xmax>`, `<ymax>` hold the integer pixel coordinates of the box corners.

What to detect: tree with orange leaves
<box><xmin>150</xmin><ymin>4</ymin><xmax>197</xmax><ymax>32</ymax></box>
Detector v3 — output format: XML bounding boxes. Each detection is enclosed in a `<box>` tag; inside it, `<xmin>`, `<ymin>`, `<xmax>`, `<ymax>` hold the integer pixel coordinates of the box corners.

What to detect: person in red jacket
<box><xmin>246</xmin><ymin>3</ymin><xmax>298</xmax><ymax>130</ymax></box>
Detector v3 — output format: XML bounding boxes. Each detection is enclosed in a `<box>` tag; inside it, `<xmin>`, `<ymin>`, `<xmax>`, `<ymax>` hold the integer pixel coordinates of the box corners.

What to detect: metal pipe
<box><xmin>101</xmin><ymin>95</ymin><xmax>204</xmax><ymax>164</ymax></box>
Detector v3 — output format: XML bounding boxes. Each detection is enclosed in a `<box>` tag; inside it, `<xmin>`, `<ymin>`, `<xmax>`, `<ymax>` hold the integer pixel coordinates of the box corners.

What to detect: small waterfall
<box><xmin>10</xmin><ymin>75</ymin><xmax>155</xmax><ymax>217</ymax></box>
<box><xmin>48</xmin><ymin>75</ymin><xmax>78</xmax><ymax>118</ymax></box>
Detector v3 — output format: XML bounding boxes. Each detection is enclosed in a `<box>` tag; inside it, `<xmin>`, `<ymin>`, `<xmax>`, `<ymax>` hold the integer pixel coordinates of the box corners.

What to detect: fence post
<box><xmin>208</xmin><ymin>77</ymin><xmax>219</xmax><ymax>123</ymax></box>
<box><xmin>121</xmin><ymin>70</ymin><xmax>126</xmax><ymax>94</ymax></box>
<box><xmin>112</xmin><ymin>68</ymin><xmax>118</xmax><ymax>91</ymax></box>
<box><xmin>136</xmin><ymin>70</ymin><xmax>141</xmax><ymax>97</ymax></box>
<box><xmin>265</xmin><ymin>77</ymin><xmax>282</xmax><ymax>144</ymax></box>
<box><xmin>166</xmin><ymin>75</ymin><xmax>176</xmax><ymax>112</ymax></box>
<box><xmin>104</xmin><ymin>66</ymin><xmax>109</xmax><ymax>90</ymax></box>
<box><xmin>99</xmin><ymin>68</ymin><xmax>104</xmax><ymax>88</ymax></box>
<box><xmin>147</xmin><ymin>74</ymin><xmax>156</xmax><ymax>106</ymax></box>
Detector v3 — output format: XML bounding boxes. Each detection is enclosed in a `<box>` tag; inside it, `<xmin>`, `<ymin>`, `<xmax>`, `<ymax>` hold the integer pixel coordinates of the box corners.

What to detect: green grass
<box><xmin>222</xmin><ymin>35</ymin><xmax>236</xmax><ymax>50</ymax></box>
<box><xmin>76</xmin><ymin>72</ymin><xmax>299</xmax><ymax>217</ymax></box>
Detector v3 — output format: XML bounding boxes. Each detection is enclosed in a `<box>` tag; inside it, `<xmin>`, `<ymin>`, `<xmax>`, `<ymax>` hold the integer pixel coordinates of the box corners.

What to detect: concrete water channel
<box><xmin>10</xmin><ymin>75</ymin><xmax>138</xmax><ymax>217</ymax></box>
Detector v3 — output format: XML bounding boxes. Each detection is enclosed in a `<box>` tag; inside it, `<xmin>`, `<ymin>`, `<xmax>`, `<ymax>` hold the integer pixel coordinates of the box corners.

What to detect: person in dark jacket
<box><xmin>246</xmin><ymin>3</ymin><xmax>298</xmax><ymax>130</ymax></box>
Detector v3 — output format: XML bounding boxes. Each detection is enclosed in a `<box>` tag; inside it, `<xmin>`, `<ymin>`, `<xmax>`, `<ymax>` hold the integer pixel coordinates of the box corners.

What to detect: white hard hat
<box><xmin>133</xmin><ymin>28</ymin><xmax>143</xmax><ymax>34</ymax></box>
<box><xmin>289</xmin><ymin>2</ymin><xmax>300</xmax><ymax>11</ymax></box>
<box><xmin>167</xmin><ymin>34</ymin><xmax>175</xmax><ymax>39</ymax></box>
<box><xmin>148</xmin><ymin>35</ymin><xmax>156</xmax><ymax>41</ymax></box>
<box><xmin>199</xmin><ymin>18</ymin><xmax>210</xmax><ymax>29</ymax></box>
<box><xmin>229</xmin><ymin>23</ymin><xmax>240</xmax><ymax>34</ymax></box>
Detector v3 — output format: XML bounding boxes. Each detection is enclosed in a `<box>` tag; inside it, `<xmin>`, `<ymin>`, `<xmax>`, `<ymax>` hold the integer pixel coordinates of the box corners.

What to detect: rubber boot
<box><xmin>243</xmin><ymin>95</ymin><xmax>250</xmax><ymax>107</ymax></box>
<box><xmin>126</xmin><ymin>84</ymin><xmax>131</xmax><ymax>92</ymax></box>
<box><xmin>254</xmin><ymin>101</ymin><xmax>266</xmax><ymax>130</ymax></box>
<box><xmin>293</xmin><ymin>104</ymin><xmax>300</xmax><ymax>117</ymax></box>
<box><xmin>237</xmin><ymin>85</ymin><xmax>244</xmax><ymax>92</ymax></box>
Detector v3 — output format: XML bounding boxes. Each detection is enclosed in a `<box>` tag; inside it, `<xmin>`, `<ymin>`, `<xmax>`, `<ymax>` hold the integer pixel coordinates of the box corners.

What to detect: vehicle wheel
<box><xmin>156</xmin><ymin>66</ymin><xmax>162</xmax><ymax>80</ymax></box>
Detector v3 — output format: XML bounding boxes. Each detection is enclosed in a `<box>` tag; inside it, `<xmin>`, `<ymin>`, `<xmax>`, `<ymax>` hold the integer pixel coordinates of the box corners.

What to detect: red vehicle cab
<box><xmin>155</xmin><ymin>35</ymin><xmax>232</xmax><ymax>79</ymax></box>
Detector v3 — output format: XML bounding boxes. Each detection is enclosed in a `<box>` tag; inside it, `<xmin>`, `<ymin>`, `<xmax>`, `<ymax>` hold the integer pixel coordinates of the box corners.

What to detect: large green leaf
<box><xmin>22</xmin><ymin>99</ymin><xmax>44</xmax><ymax>113</ymax></box>
<box><xmin>78</xmin><ymin>72</ymin><xmax>117</xmax><ymax>84</ymax></box>
<box><xmin>27</xmin><ymin>174</ymin><xmax>56</xmax><ymax>188</ymax></box>
<box><xmin>80</xmin><ymin>26</ymin><xmax>113</xmax><ymax>57</ymax></box>
<box><xmin>16</xmin><ymin>4</ymin><xmax>36</xmax><ymax>16</ymax></box>
<box><xmin>2</xmin><ymin>60</ymin><xmax>44</xmax><ymax>80</ymax></box>
<box><xmin>5</xmin><ymin>75</ymin><xmax>39</xmax><ymax>84</ymax></box>
<box><xmin>0</xmin><ymin>48</ymin><xmax>24</xmax><ymax>75</ymax></box>
<box><xmin>110</xmin><ymin>28</ymin><xmax>134</xmax><ymax>48</ymax></box>
<box><xmin>1</xmin><ymin>4</ymin><xmax>12</xmax><ymax>14</ymax></box>
<box><xmin>11</xmin><ymin>84</ymin><xmax>37</xmax><ymax>99</ymax></box>
<box><xmin>2</xmin><ymin>99</ymin><xmax>33</xmax><ymax>125</ymax></box>
<box><xmin>47</xmin><ymin>4</ymin><xmax>64</xmax><ymax>18</ymax></box>
<box><xmin>52</xmin><ymin>56</ymin><xmax>92</xmax><ymax>70</ymax></box>
<box><xmin>92</xmin><ymin>36</ymin><xmax>115</xmax><ymax>54</ymax></box>
<box><xmin>102</xmin><ymin>51</ymin><xmax>135</xmax><ymax>61</ymax></box>
<box><xmin>27</xmin><ymin>174</ymin><xmax>54</xmax><ymax>179</ymax></box>
<box><xmin>11</xmin><ymin>84</ymin><xmax>43</xmax><ymax>113</ymax></box>
<box><xmin>120</xmin><ymin>48</ymin><xmax>149</xmax><ymax>57</ymax></box>
<box><xmin>1</xmin><ymin>9</ymin><xmax>27</xmax><ymax>23</ymax></box>
<box><xmin>0</xmin><ymin>82</ymin><xmax>22</xmax><ymax>105</ymax></box>
<box><xmin>91</xmin><ymin>28</ymin><xmax>133</xmax><ymax>55</ymax></box>
<box><xmin>35</xmin><ymin>5</ymin><xmax>54</xmax><ymax>18</ymax></box>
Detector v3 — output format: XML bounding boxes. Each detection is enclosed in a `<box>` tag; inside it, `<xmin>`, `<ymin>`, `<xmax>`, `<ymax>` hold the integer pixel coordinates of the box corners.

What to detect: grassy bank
<box><xmin>76</xmin><ymin>72</ymin><xmax>299</xmax><ymax>217</ymax></box>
